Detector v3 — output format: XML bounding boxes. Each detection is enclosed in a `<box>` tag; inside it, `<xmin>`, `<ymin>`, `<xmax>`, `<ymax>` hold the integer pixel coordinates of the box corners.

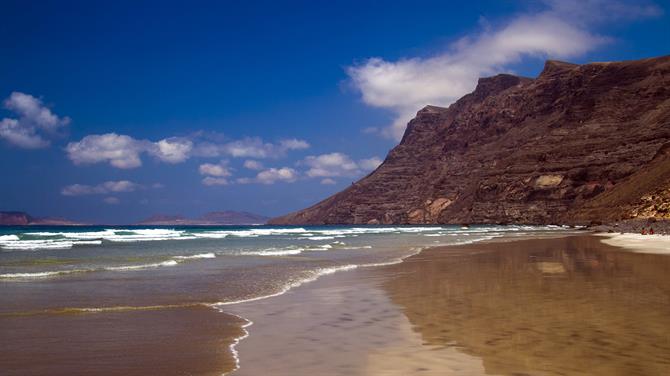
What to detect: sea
<box><xmin>0</xmin><ymin>224</ymin><xmax>573</xmax><ymax>374</ymax></box>
<box><xmin>0</xmin><ymin>224</ymin><xmax>570</xmax><ymax>314</ymax></box>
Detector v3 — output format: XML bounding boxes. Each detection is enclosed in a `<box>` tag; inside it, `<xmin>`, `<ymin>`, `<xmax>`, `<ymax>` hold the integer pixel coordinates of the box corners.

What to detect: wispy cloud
<box><xmin>194</xmin><ymin>137</ymin><xmax>309</xmax><ymax>159</ymax></box>
<box><xmin>61</xmin><ymin>180</ymin><xmax>140</xmax><ymax>196</ymax></box>
<box><xmin>103</xmin><ymin>197</ymin><xmax>121</xmax><ymax>205</ymax></box>
<box><xmin>347</xmin><ymin>0</ymin><xmax>660</xmax><ymax>140</ymax></box>
<box><xmin>0</xmin><ymin>92</ymin><xmax>70</xmax><ymax>148</ymax></box>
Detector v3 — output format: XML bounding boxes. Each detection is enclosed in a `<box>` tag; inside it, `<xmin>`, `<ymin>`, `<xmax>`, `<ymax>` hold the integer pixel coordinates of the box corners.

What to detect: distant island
<box><xmin>0</xmin><ymin>210</ymin><xmax>268</xmax><ymax>226</ymax></box>
<box><xmin>136</xmin><ymin>211</ymin><xmax>269</xmax><ymax>225</ymax></box>
<box><xmin>0</xmin><ymin>211</ymin><xmax>86</xmax><ymax>226</ymax></box>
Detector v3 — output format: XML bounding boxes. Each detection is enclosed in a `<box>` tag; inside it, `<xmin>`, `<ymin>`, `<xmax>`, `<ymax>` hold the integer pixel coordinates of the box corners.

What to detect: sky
<box><xmin>1</xmin><ymin>0</ymin><xmax>668</xmax><ymax>223</ymax></box>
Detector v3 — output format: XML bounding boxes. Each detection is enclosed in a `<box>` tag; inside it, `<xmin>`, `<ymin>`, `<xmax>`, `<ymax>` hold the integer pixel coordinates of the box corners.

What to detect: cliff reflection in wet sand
<box><xmin>382</xmin><ymin>236</ymin><xmax>670</xmax><ymax>376</ymax></box>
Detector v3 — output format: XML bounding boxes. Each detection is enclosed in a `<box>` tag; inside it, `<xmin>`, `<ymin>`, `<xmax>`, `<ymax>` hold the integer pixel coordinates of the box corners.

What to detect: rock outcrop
<box><xmin>271</xmin><ymin>56</ymin><xmax>670</xmax><ymax>225</ymax></box>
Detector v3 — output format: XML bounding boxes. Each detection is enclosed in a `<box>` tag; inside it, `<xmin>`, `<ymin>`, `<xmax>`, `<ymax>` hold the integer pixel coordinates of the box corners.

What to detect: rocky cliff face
<box><xmin>271</xmin><ymin>56</ymin><xmax>670</xmax><ymax>225</ymax></box>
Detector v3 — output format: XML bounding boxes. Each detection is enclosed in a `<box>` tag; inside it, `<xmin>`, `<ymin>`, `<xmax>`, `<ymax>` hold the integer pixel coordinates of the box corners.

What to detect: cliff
<box><xmin>271</xmin><ymin>56</ymin><xmax>670</xmax><ymax>225</ymax></box>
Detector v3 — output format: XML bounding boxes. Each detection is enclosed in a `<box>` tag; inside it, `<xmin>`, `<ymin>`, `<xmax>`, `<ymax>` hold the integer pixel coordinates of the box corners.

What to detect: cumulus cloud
<box><xmin>149</xmin><ymin>137</ymin><xmax>193</xmax><ymax>163</ymax></box>
<box><xmin>303</xmin><ymin>153</ymin><xmax>383</xmax><ymax>178</ymax></box>
<box><xmin>256</xmin><ymin>167</ymin><xmax>298</xmax><ymax>184</ymax></box>
<box><xmin>243</xmin><ymin>160</ymin><xmax>264</xmax><ymax>170</ymax></box>
<box><xmin>61</xmin><ymin>180</ymin><xmax>140</xmax><ymax>196</ymax></box>
<box><xmin>347</xmin><ymin>0</ymin><xmax>659</xmax><ymax>140</ymax></box>
<box><xmin>237</xmin><ymin>167</ymin><xmax>298</xmax><ymax>184</ymax></box>
<box><xmin>67</xmin><ymin>132</ymin><xmax>310</xmax><ymax>169</ymax></box>
<box><xmin>199</xmin><ymin>161</ymin><xmax>232</xmax><ymax>177</ymax></box>
<box><xmin>66</xmin><ymin>133</ymin><xmax>146</xmax><ymax>168</ymax></box>
<box><xmin>0</xmin><ymin>92</ymin><xmax>70</xmax><ymax>148</ymax></box>
<box><xmin>199</xmin><ymin>161</ymin><xmax>233</xmax><ymax>186</ymax></box>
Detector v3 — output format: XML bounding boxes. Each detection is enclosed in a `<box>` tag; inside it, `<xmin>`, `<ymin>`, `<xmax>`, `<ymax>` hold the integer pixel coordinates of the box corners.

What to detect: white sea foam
<box><xmin>105</xmin><ymin>260</ymin><xmax>179</xmax><ymax>271</ymax></box>
<box><xmin>304</xmin><ymin>236</ymin><xmax>336</xmax><ymax>240</ymax></box>
<box><xmin>0</xmin><ymin>239</ymin><xmax>76</xmax><ymax>250</ymax></box>
<box><xmin>0</xmin><ymin>252</ymin><xmax>217</xmax><ymax>279</ymax></box>
<box><xmin>240</xmin><ymin>247</ymin><xmax>305</xmax><ymax>256</ymax></box>
<box><xmin>0</xmin><ymin>269</ymin><xmax>86</xmax><ymax>279</ymax></box>
<box><xmin>192</xmin><ymin>232</ymin><xmax>229</xmax><ymax>239</ymax></box>
<box><xmin>223</xmin><ymin>313</ymin><xmax>253</xmax><ymax>375</ymax></box>
<box><xmin>173</xmin><ymin>253</ymin><xmax>216</xmax><ymax>260</ymax></box>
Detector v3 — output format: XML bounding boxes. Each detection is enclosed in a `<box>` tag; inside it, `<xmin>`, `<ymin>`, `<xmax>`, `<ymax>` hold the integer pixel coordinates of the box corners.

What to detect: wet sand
<box><xmin>228</xmin><ymin>235</ymin><xmax>670</xmax><ymax>375</ymax></box>
<box><xmin>0</xmin><ymin>305</ymin><xmax>246</xmax><ymax>376</ymax></box>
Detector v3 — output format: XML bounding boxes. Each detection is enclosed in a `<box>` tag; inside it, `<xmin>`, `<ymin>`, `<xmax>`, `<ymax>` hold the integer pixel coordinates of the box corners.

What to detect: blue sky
<box><xmin>1</xmin><ymin>0</ymin><xmax>668</xmax><ymax>223</ymax></box>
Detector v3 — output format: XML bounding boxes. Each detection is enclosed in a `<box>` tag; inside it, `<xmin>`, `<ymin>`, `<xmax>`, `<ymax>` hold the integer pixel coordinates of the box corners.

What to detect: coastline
<box><xmin>596</xmin><ymin>232</ymin><xmax>670</xmax><ymax>254</ymax></box>
<box><xmin>226</xmin><ymin>233</ymin><xmax>670</xmax><ymax>375</ymax></box>
<box><xmin>3</xmin><ymin>229</ymin><xmax>668</xmax><ymax>375</ymax></box>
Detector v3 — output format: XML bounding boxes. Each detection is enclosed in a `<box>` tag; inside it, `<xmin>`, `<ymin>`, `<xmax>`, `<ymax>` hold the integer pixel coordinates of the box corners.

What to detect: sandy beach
<box><xmin>228</xmin><ymin>234</ymin><xmax>670</xmax><ymax>375</ymax></box>
<box><xmin>597</xmin><ymin>233</ymin><xmax>670</xmax><ymax>255</ymax></box>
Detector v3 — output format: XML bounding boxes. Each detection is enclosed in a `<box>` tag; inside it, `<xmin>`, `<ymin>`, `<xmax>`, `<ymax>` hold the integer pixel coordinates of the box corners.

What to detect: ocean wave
<box><xmin>0</xmin><ymin>269</ymin><xmax>86</xmax><ymax>279</ymax></box>
<box><xmin>239</xmin><ymin>247</ymin><xmax>305</xmax><ymax>256</ymax></box>
<box><xmin>104</xmin><ymin>260</ymin><xmax>179</xmax><ymax>271</ymax></box>
<box><xmin>173</xmin><ymin>252</ymin><xmax>217</xmax><ymax>260</ymax></box>
<box><xmin>0</xmin><ymin>252</ymin><xmax>218</xmax><ymax>279</ymax></box>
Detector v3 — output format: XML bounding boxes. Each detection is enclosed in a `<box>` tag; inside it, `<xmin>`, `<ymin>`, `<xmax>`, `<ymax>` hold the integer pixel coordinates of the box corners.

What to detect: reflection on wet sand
<box><xmin>0</xmin><ymin>306</ymin><xmax>246</xmax><ymax>376</ymax></box>
<box><xmin>382</xmin><ymin>236</ymin><xmax>670</xmax><ymax>375</ymax></box>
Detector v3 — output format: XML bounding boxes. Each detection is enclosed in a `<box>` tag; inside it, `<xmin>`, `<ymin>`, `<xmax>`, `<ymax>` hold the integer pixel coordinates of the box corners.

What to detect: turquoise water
<box><xmin>0</xmin><ymin>225</ymin><xmax>567</xmax><ymax>314</ymax></box>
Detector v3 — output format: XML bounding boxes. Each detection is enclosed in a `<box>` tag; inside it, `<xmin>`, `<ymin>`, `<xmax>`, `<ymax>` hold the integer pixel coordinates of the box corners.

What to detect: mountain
<box><xmin>198</xmin><ymin>211</ymin><xmax>269</xmax><ymax>225</ymax></box>
<box><xmin>270</xmin><ymin>56</ymin><xmax>670</xmax><ymax>225</ymax></box>
<box><xmin>137</xmin><ymin>211</ymin><xmax>269</xmax><ymax>225</ymax></box>
<box><xmin>0</xmin><ymin>211</ymin><xmax>85</xmax><ymax>226</ymax></box>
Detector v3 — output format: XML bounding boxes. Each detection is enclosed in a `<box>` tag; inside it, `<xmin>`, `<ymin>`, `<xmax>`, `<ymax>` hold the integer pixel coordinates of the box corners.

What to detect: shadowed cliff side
<box><xmin>270</xmin><ymin>56</ymin><xmax>670</xmax><ymax>225</ymax></box>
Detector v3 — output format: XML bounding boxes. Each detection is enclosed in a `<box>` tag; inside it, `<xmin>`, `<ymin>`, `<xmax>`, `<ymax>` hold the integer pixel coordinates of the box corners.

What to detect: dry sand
<box><xmin>597</xmin><ymin>232</ymin><xmax>670</xmax><ymax>254</ymax></box>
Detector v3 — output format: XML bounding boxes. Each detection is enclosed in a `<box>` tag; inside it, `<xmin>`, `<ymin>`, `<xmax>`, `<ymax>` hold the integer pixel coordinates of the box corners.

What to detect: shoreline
<box><xmin>226</xmin><ymin>233</ymin><xmax>670</xmax><ymax>375</ymax></box>
<box><xmin>595</xmin><ymin>232</ymin><xmax>670</xmax><ymax>254</ymax></box>
<box><xmin>3</xmin><ymin>229</ymin><xmax>666</xmax><ymax>375</ymax></box>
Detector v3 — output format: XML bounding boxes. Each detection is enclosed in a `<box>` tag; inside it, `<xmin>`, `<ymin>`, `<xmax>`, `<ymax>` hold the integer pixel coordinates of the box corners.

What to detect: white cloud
<box><xmin>303</xmin><ymin>153</ymin><xmax>382</xmax><ymax>178</ymax></box>
<box><xmin>243</xmin><ymin>160</ymin><xmax>264</xmax><ymax>170</ymax></box>
<box><xmin>202</xmin><ymin>176</ymin><xmax>230</xmax><ymax>186</ymax></box>
<box><xmin>320</xmin><ymin>178</ymin><xmax>337</xmax><ymax>185</ymax></box>
<box><xmin>67</xmin><ymin>133</ymin><xmax>310</xmax><ymax>169</ymax></box>
<box><xmin>199</xmin><ymin>161</ymin><xmax>232</xmax><ymax>177</ymax></box>
<box><xmin>0</xmin><ymin>92</ymin><xmax>70</xmax><ymax>148</ymax></box>
<box><xmin>149</xmin><ymin>137</ymin><xmax>193</xmax><ymax>163</ymax></box>
<box><xmin>279</xmin><ymin>138</ymin><xmax>310</xmax><ymax>151</ymax></box>
<box><xmin>61</xmin><ymin>180</ymin><xmax>140</xmax><ymax>196</ymax></box>
<box><xmin>66</xmin><ymin>133</ymin><xmax>146</xmax><ymax>168</ymax></box>
<box><xmin>212</xmin><ymin>137</ymin><xmax>310</xmax><ymax>159</ymax></box>
<box><xmin>256</xmin><ymin>167</ymin><xmax>298</xmax><ymax>184</ymax></box>
<box><xmin>347</xmin><ymin>0</ymin><xmax>658</xmax><ymax>140</ymax></box>
<box><xmin>231</xmin><ymin>166</ymin><xmax>297</xmax><ymax>185</ymax></box>
<box><xmin>103</xmin><ymin>197</ymin><xmax>121</xmax><ymax>205</ymax></box>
